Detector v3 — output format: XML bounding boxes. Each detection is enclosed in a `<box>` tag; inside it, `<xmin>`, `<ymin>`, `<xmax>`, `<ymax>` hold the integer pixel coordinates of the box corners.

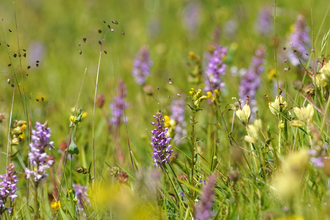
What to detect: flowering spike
<box><xmin>109</xmin><ymin>78</ymin><xmax>129</xmax><ymax>127</ymax></box>
<box><xmin>0</xmin><ymin>163</ymin><xmax>18</xmax><ymax>214</ymax></box>
<box><xmin>151</xmin><ymin>112</ymin><xmax>173</xmax><ymax>167</ymax></box>
<box><xmin>205</xmin><ymin>45</ymin><xmax>227</xmax><ymax>92</ymax></box>
<box><xmin>287</xmin><ymin>15</ymin><xmax>310</xmax><ymax>66</ymax></box>
<box><xmin>239</xmin><ymin>45</ymin><xmax>266</xmax><ymax>117</ymax></box>
<box><xmin>25</xmin><ymin>122</ymin><xmax>54</xmax><ymax>182</ymax></box>
<box><xmin>195</xmin><ymin>173</ymin><xmax>216</xmax><ymax>220</ymax></box>
<box><xmin>132</xmin><ymin>45</ymin><xmax>152</xmax><ymax>85</ymax></box>
<box><xmin>72</xmin><ymin>184</ymin><xmax>90</xmax><ymax>215</ymax></box>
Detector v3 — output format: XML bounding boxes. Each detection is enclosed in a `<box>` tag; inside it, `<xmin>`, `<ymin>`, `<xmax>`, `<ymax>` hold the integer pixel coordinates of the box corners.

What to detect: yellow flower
<box><xmin>70</xmin><ymin>115</ymin><xmax>76</xmax><ymax>123</ymax></box>
<box><xmin>51</xmin><ymin>201</ymin><xmax>61</xmax><ymax>211</ymax></box>
<box><xmin>164</xmin><ymin>115</ymin><xmax>171</xmax><ymax>127</ymax></box>
<box><xmin>82</xmin><ymin>112</ymin><xmax>88</xmax><ymax>119</ymax></box>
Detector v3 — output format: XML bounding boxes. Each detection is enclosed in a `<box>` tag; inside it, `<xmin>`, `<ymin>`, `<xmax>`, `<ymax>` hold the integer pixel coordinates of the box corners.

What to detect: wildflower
<box><xmin>239</xmin><ymin>45</ymin><xmax>266</xmax><ymax>116</ymax></box>
<box><xmin>287</xmin><ymin>15</ymin><xmax>310</xmax><ymax>66</ymax></box>
<box><xmin>0</xmin><ymin>163</ymin><xmax>18</xmax><ymax>214</ymax></box>
<box><xmin>151</xmin><ymin>112</ymin><xmax>173</xmax><ymax>168</ymax></box>
<box><xmin>235</xmin><ymin>102</ymin><xmax>251</xmax><ymax>124</ymax></box>
<box><xmin>268</xmin><ymin>95</ymin><xmax>288</xmax><ymax>116</ymax></box>
<box><xmin>272</xmin><ymin>149</ymin><xmax>309</xmax><ymax>199</ymax></box>
<box><xmin>72</xmin><ymin>184</ymin><xmax>90</xmax><ymax>215</ymax></box>
<box><xmin>195</xmin><ymin>173</ymin><xmax>216</xmax><ymax>220</ymax></box>
<box><xmin>204</xmin><ymin>45</ymin><xmax>227</xmax><ymax>92</ymax></box>
<box><xmin>10</xmin><ymin>120</ymin><xmax>26</xmax><ymax>145</ymax></box>
<box><xmin>244</xmin><ymin>119</ymin><xmax>262</xmax><ymax>143</ymax></box>
<box><xmin>132</xmin><ymin>45</ymin><xmax>152</xmax><ymax>85</ymax></box>
<box><xmin>293</xmin><ymin>104</ymin><xmax>314</xmax><ymax>125</ymax></box>
<box><xmin>188</xmin><ymin>51</ymin><xmax>203</xmax><ymax>84</ymax></box>
<box><xmin>256</xmin><ymin>7</ymin><xmax>273</xmax><ymax>35</ymax></box>
<box><xmin>25</xmin><ymin>122</ymin><xmax>54</xmax><ymax>182</ymax></box>
<box><xmin>51</xmin><ymin>201</ymin><xmax>61</xmax><ymax>211</ymax></box>
<box><xmin>170</xmin><ymin>99</ymin><xmax>187</xmax><ymax>145</ymax></box>
<box><xmin>109</xmin><ymin>78</ymin><xmax>129</xmax><ymax>127</ymax></box>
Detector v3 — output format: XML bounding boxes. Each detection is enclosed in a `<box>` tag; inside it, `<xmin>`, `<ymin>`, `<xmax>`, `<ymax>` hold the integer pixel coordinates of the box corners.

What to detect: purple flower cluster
<box><xmin>132</xmin><ymin>45</ymin><xmax>153</xmax><ymax>85</ymax></box>
<box><xmin>25</xmin><ymin>122</ymin><xmax>54</xmax><ymax>182</ymax></box>
<box><xmin>109</xmin><ymin>79</ymin><xmax>129</xmax><ymax>127</ymax></box>
<box><xmin>151</xmin><ymin>112</ymin><xmax>173</xmax><ymax>168</ymax></box>
<box><xmin>195</xmin><ymin>174</ymin><xmax>216</xmax><ymax>220</ymax></box>
<box><xmin>73</xmin><ymin>184</ymin><xmax>90</xmax><ymax>215</ymax></box>
<box><xmin>170</xmin><ymin>99</ymin><xmax>187</xmax><ymax>145</ymax></box>
<box><xmin>287</xmin><ymin>15</ymin><xmax>310</xmax><ymax>66</ymax></box>
<box><xmin>204</xmin><ymin>45</ymin><xmax>227</xmax><ymax>92</ymax></box>
<box><xmin>256</xmin><ymin>7</ymin><xmax>273</xmax><ymax>35</ymax></box>
<box><xmin>239</xmin><ymin>45</ymin><xmax>266</xmax><ymax>114</ymax></box>
<box><xmin>0</xmin><ymin>163</ymin><xmax>18</xmax><ymax>213</ymax></box>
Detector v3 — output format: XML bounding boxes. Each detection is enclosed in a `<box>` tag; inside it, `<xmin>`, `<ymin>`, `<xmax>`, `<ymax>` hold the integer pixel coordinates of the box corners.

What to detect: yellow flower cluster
<box><xmin>11</xmin><ymin>120</ymin><xmax>27</xmax><ymax>145</ymax></box>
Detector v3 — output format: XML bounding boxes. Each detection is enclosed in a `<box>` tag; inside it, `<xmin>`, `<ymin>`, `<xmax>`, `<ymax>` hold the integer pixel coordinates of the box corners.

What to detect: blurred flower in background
<box><xmin>132</xmin><ymin>45</ymin><xmax>153</xmax><ymax>85</ymax></box>
<box><xmin>256</xmin><ymin>6</ymin><xmax>273</xmax><ymax>36</ymax></box>
<box><xmin>287</xmin><ymin>15</ymin><xmax>310</xmax><ymax>66</ymax></box>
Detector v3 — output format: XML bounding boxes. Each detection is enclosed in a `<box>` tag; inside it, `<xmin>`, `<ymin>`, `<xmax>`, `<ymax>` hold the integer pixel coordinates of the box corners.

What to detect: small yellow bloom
<box><xmin>70</xmin><ymin>115</ymin><xmax>76</xmax><ymax>123</ymax></box>
<box><xmin>164</xmin><ymin>115</ymin><xmax>171</xmax><ymax>127</ymax></box>
<box><xmin>275</xmin><ymin>217</ymin><xmax>304</xmax><ymax>220</ymax></box>
<box><xmin>82</xmin><ymin>112</ymin><xmax>88</xmax><ymax>119</ymax></box>
<box><xmin>51</xmin><ymin>201</ymin><xmax>61</xmax><ymax>211</ymax></box>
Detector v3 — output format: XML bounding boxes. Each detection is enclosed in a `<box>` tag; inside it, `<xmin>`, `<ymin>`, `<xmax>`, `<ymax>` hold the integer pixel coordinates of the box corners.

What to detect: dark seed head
<box><xmin>121</xmin><ymin>31</ymin><xmax>125</xmax><ymax>35</ymax></box>
<box><xmin>11</xmin><ymin>84</ymin><xmax>14</xmax><ymax>87</ymax></box>
<box><xmin>27</xmin><ymin>66</ymin><xmax>31</xmax><ymax>69</ymax></box>
<box><xmin>8</xmin><ymin>63</ymin><xmax>11</xmax><ymax>67</ymax></box>
<box><xmin>104</xmin><ymin>50</ymin><xmax>107</xmax><ymax>54</ymax></box>
<box><xmin>107</xmin><ymin>24</ymin><xmax>111</xmax><ymax>29</ymax></box>
<box><xmin>98</xmin><ymin>29</ymin><xmax>102</xmax><ymax>34</ymax></box>
<box><xmin>23</xmin><ymin>49</ymin><xmax>26</xmax><ymax>51</ymax></box>
<box><xmin>111</xmin><ymin>20</ymin><xmax>118</xmax><ymax>24</ymax></box>
<box><xmin>79</xmin><ymin>50</ymin><xmax>82</xmax><ymax>54</ymax></box>
<box><xmin>36</xmin><ymin>99</ymin><xmax>39</xmax><ymax>102</ymax></box>
<box><xmin>83</xmin><ymin>37</ymin><xmax>87</xmax><ymax>43</ymax></box>
<box><xmin>23</xmin><ymin>53</ymin><xmax>26</xmax><ymax>57</ymax></box>
<box><xmin>13</xmin><ymin>54</ymin><xmax>17</xmax><ymax>58</ymax></box>
<box><xmin>98</xmin><ymin>40</ymin><xmax>102</xmax><ymax>45</ymax></box>
<box><xmin>18</xmin><ymin>53</ymin><xmax>21</xmax><ymax>57</ymax></box>
<box><xmin>7</xmin><ymin>44</ymin><xmax>10</xmax><ymax>47</ymax></box>
<box><xmin>36</xmin><ymin>64</ymin><xmax>39</xmax><ymax>67</ymax></box>
<box><xmin>103</xmin><ymin>20</ymin><xmax>106</xmax><ymax>23</ymax></box>
<box><xmin>8</xmin><ymin>29</ymin><xmax>12</xmax><ymax>32</ymax></box>
<box><xmin>36</xmin><ymin>60</ymin><xmax>39</xmax><ymax>63</ymax></box>
<box><xmin>283</xmin><ymin>47</ymin><xmax>286</xmax><ymax>50</ymax></box>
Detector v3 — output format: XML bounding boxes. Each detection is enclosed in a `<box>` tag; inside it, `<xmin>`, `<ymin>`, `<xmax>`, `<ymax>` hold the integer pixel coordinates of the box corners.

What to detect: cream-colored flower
<box><xmin>293</xmin><ymin>104</ymin><xmax>314</xmax><ymax>124</ymax></box>
<box><xmin>236</xmin><ymin>104</ymin><xmax>251</xmax><ymax>124</ymax></box>
<box><xmin>269</xmin><ymin>95</ymin><xmax>288</xmax><ymax>116</ymax></box>
<box><xmin>244</xmin><ymin>119</ymin><xmax>262</xmax><ymax>143</ymax></box>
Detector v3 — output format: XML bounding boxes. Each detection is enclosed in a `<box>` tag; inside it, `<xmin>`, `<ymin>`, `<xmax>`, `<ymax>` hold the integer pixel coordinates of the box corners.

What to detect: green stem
<box><xmin>35</xmin><ymin>182</ymin><xmax>39</xmax><ymax>220</ymax></box>
<box><xmin>190</xmin><ymin>110</ymin><xmax>196</xmax><ymax>191</ymax></box>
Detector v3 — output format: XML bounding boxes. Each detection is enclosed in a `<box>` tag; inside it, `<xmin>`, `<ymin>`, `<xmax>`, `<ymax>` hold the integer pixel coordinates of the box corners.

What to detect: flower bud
<box><xmin>96</xmin><ymin>94</ymin><xmax>105</xmax><ymax>108</ymax></box>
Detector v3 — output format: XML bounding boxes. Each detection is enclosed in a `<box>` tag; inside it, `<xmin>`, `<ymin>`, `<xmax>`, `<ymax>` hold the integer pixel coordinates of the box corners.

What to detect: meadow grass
<box><xmin>1</xmin><ymin>0</ymin><xmax>330</xmax><ymax>219</ymax></box>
